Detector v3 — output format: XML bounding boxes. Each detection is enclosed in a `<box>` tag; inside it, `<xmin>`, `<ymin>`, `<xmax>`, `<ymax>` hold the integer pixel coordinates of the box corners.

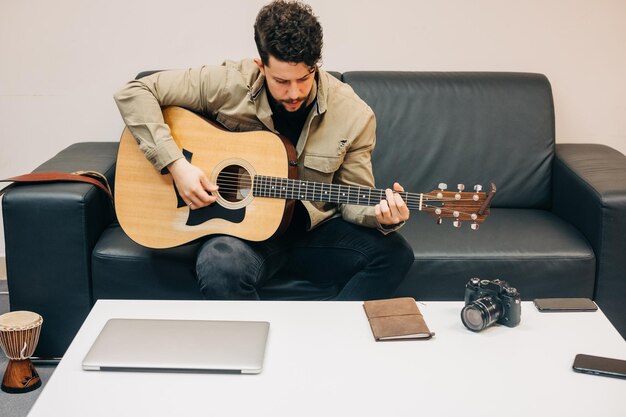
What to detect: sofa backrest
<box><xmin>342</xmin><ymin>72</ymin><xmax>555</xmax><ymax>209</ymax></box>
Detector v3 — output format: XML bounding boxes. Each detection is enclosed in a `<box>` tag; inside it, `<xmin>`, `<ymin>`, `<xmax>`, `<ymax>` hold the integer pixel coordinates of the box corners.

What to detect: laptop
<box><xmin>82</xmin><ymin>318</ymin><xmax>270</xmax><ymax>374</ymax></box>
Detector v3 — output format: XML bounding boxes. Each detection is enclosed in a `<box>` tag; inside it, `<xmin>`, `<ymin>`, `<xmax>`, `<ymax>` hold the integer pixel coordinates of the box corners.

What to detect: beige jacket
<box><xmin>114</xmin><ymin>59</ymin><xmax>402</xmax><ymax>233</ymax></box>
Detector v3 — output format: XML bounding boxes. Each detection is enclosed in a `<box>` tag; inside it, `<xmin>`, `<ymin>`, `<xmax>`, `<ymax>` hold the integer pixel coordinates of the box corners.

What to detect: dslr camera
<box><xmin>461</xmin><ymin>278</ymin><xmax>521</xmax><ymax>332</ymax></box>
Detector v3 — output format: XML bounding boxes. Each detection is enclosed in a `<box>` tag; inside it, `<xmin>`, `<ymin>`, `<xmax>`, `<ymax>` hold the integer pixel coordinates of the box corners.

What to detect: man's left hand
<box><xmin>375</xmin><ymin>182</ymin><xmax>410</xmax><ymax>226</ymax></box>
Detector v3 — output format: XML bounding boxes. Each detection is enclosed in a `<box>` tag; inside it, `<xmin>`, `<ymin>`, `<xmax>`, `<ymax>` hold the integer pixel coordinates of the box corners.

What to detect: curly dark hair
<box><xmin>254</xmin><ymin>0</ymin><xmax>323</xmax><ymax>68</ymax></box>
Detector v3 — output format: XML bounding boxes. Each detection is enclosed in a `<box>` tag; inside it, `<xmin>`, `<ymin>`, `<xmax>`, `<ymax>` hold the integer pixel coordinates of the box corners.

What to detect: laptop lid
<box><xmin>82</xmin><ymin>318</ymin><xmax>269</xmax><ymax>374</ymax></box>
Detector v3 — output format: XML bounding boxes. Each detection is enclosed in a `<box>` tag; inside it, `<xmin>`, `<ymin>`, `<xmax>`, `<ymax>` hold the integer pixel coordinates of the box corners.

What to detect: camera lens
<box><xmin>461</xmin><ymin>296</ymin><xmax>503</xmax><ymax>332</ymax></box>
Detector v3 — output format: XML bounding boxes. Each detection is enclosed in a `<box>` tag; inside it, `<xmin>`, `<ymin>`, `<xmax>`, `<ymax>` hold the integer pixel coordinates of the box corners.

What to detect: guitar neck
<box><xmin>253</xmin><ymin>175</ymin><xmax>424</xmax><ymax>209</ymax></box>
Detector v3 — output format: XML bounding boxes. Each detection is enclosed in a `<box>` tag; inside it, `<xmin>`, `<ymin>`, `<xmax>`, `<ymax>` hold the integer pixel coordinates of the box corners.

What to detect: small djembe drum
<box><xmin>0</xmin><ymin>311</ymin><xmax>43</xmax><ymax>393</ymax></box>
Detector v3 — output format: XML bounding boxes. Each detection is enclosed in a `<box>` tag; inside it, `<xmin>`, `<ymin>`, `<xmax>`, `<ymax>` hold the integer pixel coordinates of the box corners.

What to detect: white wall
<box><xmin>1</xmin><ymin>0</ymin><xmax>625</xmax><ymax>255</ymax></box>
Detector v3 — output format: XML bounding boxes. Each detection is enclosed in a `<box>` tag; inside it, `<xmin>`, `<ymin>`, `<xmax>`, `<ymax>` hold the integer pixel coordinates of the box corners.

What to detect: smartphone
<box><xmin>533</xmin><ymin>297</ymin><xmax>597</xmax><ymax>312</ymax></box>
<box><xmin>573</xmin><ymin>354</ymin><xmax>626</xmax><ymax>379</ymax></box>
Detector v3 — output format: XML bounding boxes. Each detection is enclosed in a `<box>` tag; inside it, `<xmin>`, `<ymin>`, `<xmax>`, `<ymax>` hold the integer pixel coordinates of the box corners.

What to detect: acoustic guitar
<box><xmin>115</xmin><ymin>106</ymin><xmax>496</xmax><ymax>249</ymax></box>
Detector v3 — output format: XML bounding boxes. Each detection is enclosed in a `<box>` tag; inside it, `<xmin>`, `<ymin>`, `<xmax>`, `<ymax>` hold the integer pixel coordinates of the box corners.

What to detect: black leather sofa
<box><xmin>3</xmin><ymin>71</ymin><xmax>626</xmax><ymax>358</ymax></box>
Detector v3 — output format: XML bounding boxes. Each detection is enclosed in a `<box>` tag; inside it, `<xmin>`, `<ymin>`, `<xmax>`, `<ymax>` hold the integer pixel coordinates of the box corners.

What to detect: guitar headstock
<box><xmin>421</xmin><ymin>183</ymin><xmax>496</xmax><ymax>230</ymax></box>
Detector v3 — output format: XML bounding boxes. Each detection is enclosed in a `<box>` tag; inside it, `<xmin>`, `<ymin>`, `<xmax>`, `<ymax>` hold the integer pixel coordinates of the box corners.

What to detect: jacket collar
<box><xmin>314</xmin><ymin>68</ymin><xmax>329</xmax><ymax>115</ymax></box>
<box><xmin>250</xmin><ymin>75</ymin><xmax>273</xmax><ymax>130</ymax></box>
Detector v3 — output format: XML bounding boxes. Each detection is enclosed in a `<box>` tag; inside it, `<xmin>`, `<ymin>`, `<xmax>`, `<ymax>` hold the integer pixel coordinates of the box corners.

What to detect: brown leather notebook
<box><xmin>363</xmin><ymin>297</ymin><xmax>434</xmax><ymax>341</ymax></box>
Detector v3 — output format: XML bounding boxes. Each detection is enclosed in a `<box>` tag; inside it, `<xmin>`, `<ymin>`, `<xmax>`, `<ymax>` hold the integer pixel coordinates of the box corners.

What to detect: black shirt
<box><xmin>267</xmin><ymin>92</ymin><xmax>317</xmax><ymax>235</ymax></box>
<box><xmin>267</xmin><ymin>93</ymin><xmax>315</xmax><ymax>147</ymax></box>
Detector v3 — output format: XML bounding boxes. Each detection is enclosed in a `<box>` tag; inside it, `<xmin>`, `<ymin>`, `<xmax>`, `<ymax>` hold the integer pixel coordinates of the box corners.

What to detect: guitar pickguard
<box><xmin>186</xmin><ymin>204</ymin><xmax>245</xmax><ymax>226</ymax></box>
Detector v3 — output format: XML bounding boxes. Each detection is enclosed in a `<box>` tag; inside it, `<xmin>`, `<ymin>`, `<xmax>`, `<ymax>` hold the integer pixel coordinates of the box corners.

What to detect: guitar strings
<box><xmin>202</xmin><ymin>174</ymin><xmax>480</xmax><ymax>217</ymax></box>
<box><xmin>218</xmin><ymin>173</ymin><xmax>476</xmax><ymax>203</ymax></box>
<box><xmin>211</xmin><ymin>172</ymin><xmax>480</xmax><ymax>216</ymax></box>
<box><xmin>215</xmin><ymin>179</ymin><xmax>480</xmax><ymax>206</ymax></box>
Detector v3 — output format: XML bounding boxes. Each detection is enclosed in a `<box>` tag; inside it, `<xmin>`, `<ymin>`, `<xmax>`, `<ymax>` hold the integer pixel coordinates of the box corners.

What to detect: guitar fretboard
<box><xmin>253</xmin><ymin>175</ymin><xmax>415</xmax><ymax>208</ymax></box>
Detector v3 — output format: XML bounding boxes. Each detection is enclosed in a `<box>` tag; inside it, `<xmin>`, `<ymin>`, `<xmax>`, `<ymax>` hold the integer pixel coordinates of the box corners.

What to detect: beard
<box><xmin>278</xmin><ymin>97</ymin><xmax>307</xmax><ymax>112</ymax></box>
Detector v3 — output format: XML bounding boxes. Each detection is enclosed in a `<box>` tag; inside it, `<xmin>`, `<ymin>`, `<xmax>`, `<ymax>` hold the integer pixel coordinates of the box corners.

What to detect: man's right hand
<box><xmin>167</xmin><ymin>158</ymin><xmax>218</xmax><ymax>210</ymax></box>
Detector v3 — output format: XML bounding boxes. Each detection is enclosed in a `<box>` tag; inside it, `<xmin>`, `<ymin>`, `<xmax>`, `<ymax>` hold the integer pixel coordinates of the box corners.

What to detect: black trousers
<box><xmin>196</xmin><ymin>217</ymin><xmax>414</xmax><ymax>301</ymax></box>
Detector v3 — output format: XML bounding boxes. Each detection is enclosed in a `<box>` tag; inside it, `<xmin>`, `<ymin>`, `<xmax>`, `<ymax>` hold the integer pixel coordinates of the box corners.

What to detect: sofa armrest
<box><xmin>2</xmin><ymin>142</ymin><xmax>118</xmax><ymax>357</ymax></box>
<box><xmin>552</xmin><ymin>143</ymin><xmax>626</xmax><ymax>339</ymax></box>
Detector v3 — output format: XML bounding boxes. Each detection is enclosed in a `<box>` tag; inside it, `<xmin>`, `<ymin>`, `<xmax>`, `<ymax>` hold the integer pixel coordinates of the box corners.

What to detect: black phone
<box><xmin>533</xmin><ymin>297</ymin><xmax>598</xmax><ymax>312</ymax></box>
<box><xmin>573</xmin><ymin>354</ymin><xmax>626</xmax><ymax>379</ymax></box>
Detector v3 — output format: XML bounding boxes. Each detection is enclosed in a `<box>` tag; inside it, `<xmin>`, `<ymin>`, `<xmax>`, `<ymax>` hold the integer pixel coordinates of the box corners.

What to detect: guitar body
<box><xmin>115</xmin><ymin>106</ymin><xmax>292</xmax><ymax>248</ymax></box>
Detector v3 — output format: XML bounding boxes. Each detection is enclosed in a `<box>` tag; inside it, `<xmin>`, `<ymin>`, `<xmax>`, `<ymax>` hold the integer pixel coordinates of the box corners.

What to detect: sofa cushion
<box><xmin>395</xmin><ymin>208</ymin><xmax>596</xmax><ymax>300</ymax></box>
<box><xmin>342</xmin><ymin>72</ymin><xmax>555</xmax><ymax>210</ymax></box>
<box><xmin>92</xmin><ymin>225</ymin><xmax>340</xmax><ymax>301</ymax></box>
<box><xmin>92</xmin><ymin>224</ymin><xmax>204</xmax><ymax>301</ymax></box>
<box><xmin>93</xmin><ymin>207</ymin><xmax>595</xmax><ymax>305</ymax></box>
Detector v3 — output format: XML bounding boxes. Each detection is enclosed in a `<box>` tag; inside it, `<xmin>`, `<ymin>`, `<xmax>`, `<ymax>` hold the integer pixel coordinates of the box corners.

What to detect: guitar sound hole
<box><xmin>216</xmin><ymin>165</ymin><xmax>251</xmax><ymax>203</ymax></box>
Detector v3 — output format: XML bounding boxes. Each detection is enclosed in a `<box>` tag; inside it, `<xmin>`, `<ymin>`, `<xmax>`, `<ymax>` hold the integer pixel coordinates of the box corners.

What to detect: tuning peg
<box><xmin>457</xmin><ymin>184</ymin><xmax>465</xmax><ymax>191</ymax></box>
<box><xmin>471</xmin><ymin>222</ymin><xmax>480</xmax><ymax>231</ymax></box>
<box><xmin>473</xmin><ymin>185</ymin><xmax>483</xmax><ymax>201</ymax></box>
<box><xmin>438</xmin><ymin>183</ymin><xmax>448</xmax><ymax>191</ymax></box>
<box><xmin>453</xmin><ymin>219</ymin><xmax>462</xmax><ymax>228</ymax></box>
<box><xmin>436</xmin><ymin>218</ymin><xmax>443</xmax><ymax>225</ymax></box>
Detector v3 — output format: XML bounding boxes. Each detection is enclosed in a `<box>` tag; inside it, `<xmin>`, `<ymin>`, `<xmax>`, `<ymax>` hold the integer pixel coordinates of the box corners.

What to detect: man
<box><xmin>114</xmin><ymin>0</ymin><xmax>413</xmax><ymax>301</ymax></box>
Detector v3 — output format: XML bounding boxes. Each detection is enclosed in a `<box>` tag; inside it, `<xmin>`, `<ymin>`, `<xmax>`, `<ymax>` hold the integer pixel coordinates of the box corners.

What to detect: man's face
<box><xmin>255</xmin><ymin>55</ymin><xmax>316</xmax><ymax>112</ymax></box>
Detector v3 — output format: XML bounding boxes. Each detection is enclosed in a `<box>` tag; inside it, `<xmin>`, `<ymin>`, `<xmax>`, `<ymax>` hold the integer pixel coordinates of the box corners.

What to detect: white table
<box><xmin>28</xmin><ymin>300</ymin><xmax>625</xmax><ymax>417</ymax></box>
